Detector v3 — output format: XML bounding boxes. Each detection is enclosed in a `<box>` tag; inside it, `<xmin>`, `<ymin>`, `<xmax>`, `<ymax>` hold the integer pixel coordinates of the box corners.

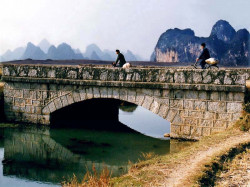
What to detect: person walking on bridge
<box><xmin>196</xmin><ymin>43</ymin><xmax>211</xmax><ymax>69</ymax></box>
<box><xmin>112</xmin><ymin>49</ymin><xmax>126</xmax><ymax>67</ymax></box>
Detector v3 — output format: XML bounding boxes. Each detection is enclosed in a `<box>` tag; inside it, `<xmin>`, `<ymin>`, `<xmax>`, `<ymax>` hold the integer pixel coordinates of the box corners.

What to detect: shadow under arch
<box><xmin>50</xmin><ymin>98</ymin><xmax>140</xmax><ymax>132</ymax></box>
<box><xmin>42</xmin><ymin>87</ymin><xmax>182</xmax><ymax>128</ymax></box>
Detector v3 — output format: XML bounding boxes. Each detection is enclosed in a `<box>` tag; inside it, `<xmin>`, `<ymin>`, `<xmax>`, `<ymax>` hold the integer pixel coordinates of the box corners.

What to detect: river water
<box><xmin>0</xmin><ymin>104</ymin><xmax>192</xmax><ymax>187</ymax></box>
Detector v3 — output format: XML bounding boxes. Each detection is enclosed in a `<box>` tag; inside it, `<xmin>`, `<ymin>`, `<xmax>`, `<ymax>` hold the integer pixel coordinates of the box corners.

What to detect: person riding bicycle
<box><xmin>112</xmin><ymin>49</ymin><xmax>126</xmax><ymax>67</ymax></box>
<box><xmin>196</xmin><ymin>43</ymin><xmax>210</xmax><ymax>69</ymax></box>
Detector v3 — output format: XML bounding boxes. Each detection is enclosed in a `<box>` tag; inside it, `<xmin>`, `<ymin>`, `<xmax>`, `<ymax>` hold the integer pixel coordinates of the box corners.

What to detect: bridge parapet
<box><xmin>1</xmin><ymin>63</ymin><xmax>249</xmax><ymax>140</ymax></box>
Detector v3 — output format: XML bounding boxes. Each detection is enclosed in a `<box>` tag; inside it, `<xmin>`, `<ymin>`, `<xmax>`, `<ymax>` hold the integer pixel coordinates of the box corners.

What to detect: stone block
<box><xmin>189</xmin><ymin>111</ymin><xmax>203</xmax><ymax>118</ymax></box>
<box><xmin>193</xmin><ymin>72</ymin><xmax>202</xmax><ymax>84</ymax></box>
<box><xmin>202</xmin><ymin>128</ymin><xmax>211</xmax><ymax>136</ymax></box>
<box><xmin>72</xmin><ymin>92</ymin><xmax>81</xmax><ymax>102</ymax></box>
<box><xmin>211</xmin><ymin>128</ymin><xmax>224</xmax><ymax>134</ymax></box>
<box><xmin>190</xmin><ymin>126</ymin><xmax>202</xmax><ymax>136</ymax></box>
<box><xmin>171</xmin><ymin>125</ymin><xmax>181</xmax><ymax>136</ymax></box>
<box><xmin>185</xmin><ymin>91</ymin><xmax>198</xmax><ymax>99</ymax></box>
<box><xmin>174</xmin><ymin>71</ymin><xmax>185</xmax><ymax>83</ymax></box>
<box><xmin>170</xmin><ymin>99</ymin><xmax>183</xmax><ymax>109</ymax></box>
<box><xmin>210</xmin><ymin>92</ymin><xmax>220</xmax><ymax>100</ymax></box>
<box><xmin>179</xmin><ymin>110</ymin><xmax>189</xmax><ymax>118</ymax></box>
<box><xmin>235</xmin><ymin>75</ymin><xmax>246</xmax><ymax>85</ymax></box>
<box><xmin>181</xmin><ymin>125</ymin><xmax>191</xmax><ymax>135</ymax></box>
<box><xmin>28</xmin><ymin>69</ymin><xmax>37</xmax><ymax>77</ymax></box>
<box><xmin>107</xmin><ymin>88</ymin><xmax>113</xmax><ymax>98</ymax></box>
<box><xmin>141</xmin><ymin>89</ymin><xmax>154</xmax><ymax>96</ymax></box>
<box><xmin>216</xmin><ymin>113</ymin><xmax>231</xmax><ymax>120</ymax></box>
<box><xmin>150</xmin><ymin>100</ymin><xmax>161</xmax><ymax>114</ymax></box>
<box><xmin>127</xmin><ymin>90</ymin><xmax>136</xmax><ymax>103</ymax></box>
<box><xmin>99</xmin><ymin>87</ymin><xmax>108</xmax><ymax>98</ymax></box>
<box><xmin>32</xmin><ymin>100</ymin><xmax>40</xmax><ymax>106</ymax></box>
<box><xmin>66</xmin><ymin>94</ymin><xmax>74</xmax><ymax>105</ymax></box>
<box><xmin>207</xmin><ymin>102</ymin><xmax>226</xmax><ymax>113</ymax></box>
<box><xmin>184</xmin><ymin>117</ymin><xmax>198</xmax><ymax>126</ymax></box>
<box><xmin>213</xmin><ymin>120</ymin><xmax>228</xmax><ymax>128</ymax></box>
<box><xmin>126</xmin><ymin>73</ymin><xmax>133</xmax><ymax>81</ymax></box>
<box><xmin>226</xmin><ymin>102</ymin><xmax>242</xmax><ymax>113</ymax></box>
<box><xmin>67</xmin><ymin>70</ymin><xmax>77</xmax><ymax>79</ymax></box>
<box><xmin>194</xmin><ymin>101</ymin><xmax>206</xmax><ymax>110</ymax></box>
<box><xmin>220</xmin><ymin>92</ymin><xmax>228</xmax><ymax>101</ymax></box>
<box><xmin>37</xmin><ymin>115</ymin><xmax>50</xmax><ymax>125</ymax></box>
<box><xmin>166</xmin><ymin>109</ymin><xmax>178</xmax><ymax>122</ymax></box>
<box><xmin>202</xmin><ymin>72</ymin><xmax>212</xmax><ymax>84</ymax></box>
<box><xmin>153</xmin><ymin>89</ymin><xmax>161</xmax><ymax>97</ymax></box>
<box><xmin>112</xmin><ymin>88</ymin><xmax>120</xmax><ymax>99</ymax></box>
<box><xmin>23</xmin><ymin>113</ymin><xmax>38</xmax><ymax>123</ymax></box>
<box><xmin>142</xmin><ymin>96</ymin><xmax>154</xmax><ymax>110</ymax></box>
<box><xmin>162</xmin><ymin>90</ymin><xmax>170</xmax><ymax>98</ymax></box>
<box><xmin>54</xmin><ymin>98</ymin><xmax>63</xmax><ymax>109</ymax></box>
<box><xmin>4</xmin><ymin>89</ymin><xmax>14</xmax><ymax>97</ymax></box>
<box><xmin>198</xmin><ymin>91</ymin><xmax>208</xmax><ymax>100</ymax></box>
<box><xmin>174</xmin><ymin>90</ymin><xmax>184</xmax><ymax>99</ymax></box>
<box><xmin>227</xmin><ymin>92</ymin><xmax>234</xmax><ymax>101</ymax></box>
<box><xmin>47</xmin><ymin>70</ymin><xmax>56</xmax><ymax>78</ymax></box>
<box><xmin>48</xmin><ymin>101</ymin><xmax>56</xmax><ymax>112</ymax></box>
<box><xmin>232</xmin><ymin>113</ymin><xmax>242</xmax><ymax>121</ymax></box>
<box><xmin>100</xmin><ymin>71</ymin><xmax>108</xmax><ymax>81</ymax></box>
<box><xmin>119</xmin><ymin>89</ymin><xmax>128</xmax><ymax>101</ymax></box>
<box><xmin>183</xmin><ymin>100</ymin><xmax>194</xmax><ymax>110</ymax></box>
<box><xmin>60</xmin><ymin>95</ymin><xmax>69</xmax><ymax>107</ymax></box>
<box><xmin>233</xmin><ymin>93</ymin><xmax>244</xmax><ymax>102</ymax></box>
<box><xmin>4</xmin><ymin>99</ymin><xmax>14</xmax><ymax>111</ymax></box>
<box><xmin>14</xmin><ymin>98</ymin><xmax>25</xmax><ymax>107</ymax></box>
<box><xmin>172</xmin><ymin>114</ymin><xmax>183</xmax><ymax>124</ymax></box>
<box><xmin>133</xmin><ymin>72</ymin><xmax>141</xmax><ymax>82</ymax></box>
<box><xmin>35</xmin><ymin>107</ymin><xmax>42</xmax><ymax>114</ymax></box>
<box><xmin>83</xmin><ymin>87</ymin><xmax>91</xmax><ymax>99</ymax></box>
<box><xmin>157</xmin><ymin>104</ymin><xmax>169</xmax><ymax>118</ymax></box>
<box><xmin>203</xmin><ymin>111</ymin><xmax>215</xmax><ymax>120</ymax></box>
<box><xmin>42</xmin><ymin>106</ymin><xmax>50</xmax><ymax>115</ymax></box>
<box><xmin>199</xmin><ymin>119</ymin><xmax>213</xmax><ymax>127</ymax></box>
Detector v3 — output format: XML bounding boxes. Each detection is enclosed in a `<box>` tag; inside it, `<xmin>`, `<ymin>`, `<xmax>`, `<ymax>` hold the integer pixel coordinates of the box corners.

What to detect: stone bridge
<box><xmin>1</xmin><ymin>62</ymin><xmax>250</xmax><ymax>139</ymax></box>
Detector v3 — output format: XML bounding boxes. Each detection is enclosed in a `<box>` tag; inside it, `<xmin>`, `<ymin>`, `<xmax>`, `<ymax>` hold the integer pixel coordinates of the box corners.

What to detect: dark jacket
<box><xmin>198</xmin><ymin>48</ymin><xmax>210</xmax><ymax>60</ymax></box>
<box><xmin>115</xmin><ymin>53</ymin><xmax>126</xmax><ymax>67</ymax></box>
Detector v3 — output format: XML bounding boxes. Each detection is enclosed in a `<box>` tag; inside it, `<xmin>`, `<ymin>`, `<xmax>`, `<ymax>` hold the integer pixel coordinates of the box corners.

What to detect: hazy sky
<box><xmin>0</xmin><ymin>0</ymin><xmax>249</xmax><ymax>59</ymax></box>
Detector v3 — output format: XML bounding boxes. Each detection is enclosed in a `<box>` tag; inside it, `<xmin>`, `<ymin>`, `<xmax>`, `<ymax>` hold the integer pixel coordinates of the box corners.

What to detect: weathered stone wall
<box><xmin>2</xmin><ymin>64</ymin><xmax>249</xmax><ymax>139</ymax></box>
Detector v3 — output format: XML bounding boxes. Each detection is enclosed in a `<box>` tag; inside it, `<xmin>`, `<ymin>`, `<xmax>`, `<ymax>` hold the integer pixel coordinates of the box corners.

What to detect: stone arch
<box><xmin>41</xmin><ymin>86</ymin><xmax>182</xmax><ymax>128</ymax></box>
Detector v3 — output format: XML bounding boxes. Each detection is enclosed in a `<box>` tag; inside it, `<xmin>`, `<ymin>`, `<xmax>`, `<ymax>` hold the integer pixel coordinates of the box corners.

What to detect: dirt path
<box><xmin>160</xmin><ymin>132</ymin><xmax>250</xmax><ymax>187</ymax></box>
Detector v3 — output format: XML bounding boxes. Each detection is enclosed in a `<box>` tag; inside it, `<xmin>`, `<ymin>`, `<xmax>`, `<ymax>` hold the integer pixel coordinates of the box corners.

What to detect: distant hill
<box><xmin>38</xmin><ymin>39</ymin><xmax>51</xmax><ymax>53</ymax></box>
<box><xmin>22</xmin><ymin>42</ymin><xmax>47</xmax><ymax>60</ymax></box>
<box><xmin>47</xmin><ymin>43</ymin><xmax>84</xmax><ymax>60</ymax></box>
<box><xmin>1</xmin><ymin>40</ymin><xmax>143</xmax><ymax>62</ymax></box>
<box><xmin>151</xmin><ymin>20</ymin><xmax>249</xmax><ymax>66</ymax></box>
<box><xmin>83</xmin><ymin>44</ymin><xmax>143</xmax><ymax>61</ymax></box>
<box><xmin>1</xmin><ymin>47</ymin><xmax>26</xmax><ymax>61</ymax></box>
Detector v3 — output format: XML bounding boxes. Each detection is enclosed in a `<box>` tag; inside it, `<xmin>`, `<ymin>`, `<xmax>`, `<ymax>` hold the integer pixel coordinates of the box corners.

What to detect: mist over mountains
<box><xmin>0</xmin><ymin>40</ymin><xmax>143</xmax><ymax>62</ymax></box>
<box><xmin>151</xmin><ymin>20</ymin><xmax>249</xmax><ymax>66</ymax></box>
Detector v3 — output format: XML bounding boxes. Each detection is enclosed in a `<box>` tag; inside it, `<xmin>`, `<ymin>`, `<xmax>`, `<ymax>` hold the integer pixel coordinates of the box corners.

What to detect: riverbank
<box><xmin>61</xmin><ymin>126</ymin><xmax>250</xmax><ymax>187</ymax></box>
<box><xmin>110</xmin><ymin>129</ymin><xmax>250</xmax><ymax>187</ymax></box>
<box><xmin>215</xmin><ymin>147</ymin><xmax>250</xmax><ymax>186</ymax></box>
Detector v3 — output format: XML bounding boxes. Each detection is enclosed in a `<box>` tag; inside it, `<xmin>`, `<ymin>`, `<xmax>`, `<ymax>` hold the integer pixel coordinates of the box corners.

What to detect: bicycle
<box><xmin>192</xmin><ymin>58</ymin><xmax>219</xmax><ymax>69</ymax></box>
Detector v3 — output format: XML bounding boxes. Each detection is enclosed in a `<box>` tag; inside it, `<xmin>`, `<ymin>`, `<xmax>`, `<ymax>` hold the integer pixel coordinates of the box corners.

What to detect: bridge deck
<box><xmin>1</xmin><ymin>59</ymin><xmax>249</xmax><ymax>69</ymax></box>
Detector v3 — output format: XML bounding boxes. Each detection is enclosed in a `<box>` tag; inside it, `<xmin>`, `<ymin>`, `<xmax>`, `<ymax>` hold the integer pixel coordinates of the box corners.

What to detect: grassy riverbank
<box><xmin>62</xmin><ymin>124</ymin><xmax>249</xmax><ymax>186</ymax></box>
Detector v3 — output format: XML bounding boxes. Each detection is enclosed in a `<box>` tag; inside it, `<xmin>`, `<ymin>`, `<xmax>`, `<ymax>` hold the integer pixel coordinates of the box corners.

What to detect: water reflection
<box><xmin>1</xmin><ymin>126</ymin><xmax>170</xmax><ymax>185</ymax></box>
<box><xmin>0</xmin><ymin>101</ymin><xmax>192</xmax><ymax>186</ymax></box>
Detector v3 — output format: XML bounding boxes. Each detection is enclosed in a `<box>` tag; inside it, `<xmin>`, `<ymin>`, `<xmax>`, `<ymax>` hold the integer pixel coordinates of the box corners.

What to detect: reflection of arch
<box><xmin>42</xmin><ymin>87</ymin><xmax>181</xmax><ymax>126</ymax></box>
<box><xmin>3</xmin><ymin>126</ymin><xmax>170</xmax><ymax>183</ymax></box>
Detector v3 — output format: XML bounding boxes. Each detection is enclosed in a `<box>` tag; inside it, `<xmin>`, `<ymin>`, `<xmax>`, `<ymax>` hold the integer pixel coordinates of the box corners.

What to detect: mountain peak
<box><xmin>38</xmin><ymin>39</ymin><xmax>51</xmax><ymax>53</ymax></box>
<box><xmin>210</xmin><ymin>20</ymin><xmax>236</xmax><ymax>43</ymax></box>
